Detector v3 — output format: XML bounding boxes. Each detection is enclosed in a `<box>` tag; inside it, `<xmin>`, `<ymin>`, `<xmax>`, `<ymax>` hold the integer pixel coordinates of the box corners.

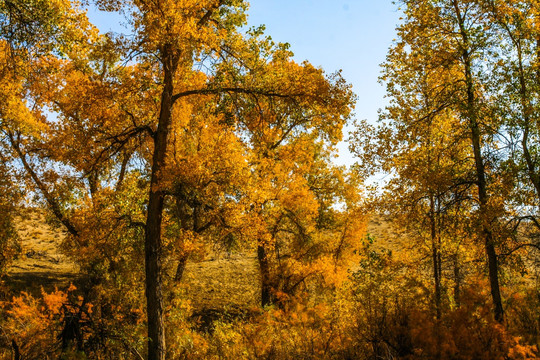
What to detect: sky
<box><xmin>87</xmin><ymin>1</ymin><xmax>402</xmax><ymax>167</ymax></box>
<box><xmin>246</xmin><ymin>1</ymin><xmax>401</xmax><ymax>166</ymax></box>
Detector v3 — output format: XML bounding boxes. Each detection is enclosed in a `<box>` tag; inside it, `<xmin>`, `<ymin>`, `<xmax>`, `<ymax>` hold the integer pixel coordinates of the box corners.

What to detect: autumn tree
<box><xmin>209</xmin><ymin>35</ymin><xmax>358</xmax><ymax>306</ymax></box>
<box><xmin>24</xmin><ymin>0</ymin><xmax>358</xmax><ymax>357</ymax></box>
<box><xmin>476</xmin><ymin>0</ymin><xmax>540</xmax><ymax>264</ymax></box>
<box><xmin>351</xmin><ymin>43</ymin><xmax>476</xmax><ymax>323</ymax></box>
<box><xmin>352</xmin><ymin>0</ymin><xmax>514</xmax><ymax>322</ymax></box>
<box><xmin>0</xmin><ymin>0</ymin><xmax>96</xmax><ymax>277</ymax></box>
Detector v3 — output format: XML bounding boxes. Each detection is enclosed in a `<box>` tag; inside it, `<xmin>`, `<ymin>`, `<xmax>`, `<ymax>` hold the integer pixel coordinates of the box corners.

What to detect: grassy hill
<box><xmin>6</xmin><ymin>209</ymin><xmax>78</xmax><ymax>295</ymax></box>
<box><xmin>5</xmin><ymin>209</ymin><xmax>261</xmax><ymax>313</ymax></box>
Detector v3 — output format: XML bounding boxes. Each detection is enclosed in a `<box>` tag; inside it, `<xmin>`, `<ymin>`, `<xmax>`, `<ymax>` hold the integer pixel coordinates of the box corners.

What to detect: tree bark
<box><xmin>116</xmin><ymin>150</ymin><xmax>132</xmax><ymax>191</ymax></box>
<box><xmin>174</xmin><ymin>254</ymin><xmax>188</xmax><ymax>282</ymax></box>
<box><xmin>145</xmin><ymin>44</ymin><xmax>177</xmax><ymax>360</ymax></box>
<box><xmin>8</xmin><ymin>132</ymin><xmax>79</xmax><ymax>238</ymax></box>
<box><xmin>429</xmin><ymin>194</ymin><xmax>442</xmax><ymax>360</ymax></box>
<box><xmin>467</xmin><ymin>49</ymin><xmax>504</xmax><ymax>323</ymax></box>
<box><xmin>257</xmin><ymin>243</ymin><xmax>275</xmax><ymax>307</ymax></box>
<box><xmin>430</xmin><ymin>194</ymin><xmax>441</xmax><ymax>320</ymax></box>
<box><xmin>11</xmin><ymin>340</ymin><xmax>21</xmax><ymax>360</ymax></box>
<box><xmin>516</xmin><ymin>39</ymin><xmax>540</xmax><ymax>201</ymax></box>
<box><xmin>453</xmin><ymin>253</ymin><xmax>461</xmax><ymax>307</ymax></box>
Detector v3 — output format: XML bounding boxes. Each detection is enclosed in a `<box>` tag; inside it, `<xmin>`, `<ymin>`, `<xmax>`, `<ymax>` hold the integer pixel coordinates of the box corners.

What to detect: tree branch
<box><xmin>172</xmin><ymin>87</ymin><xmax>304</xmax><ymax>103</ymax></box>
<box><xmin>7</xmin><ymin>131</ymin><xmax>80</xmax><ymax>240</ymax></box>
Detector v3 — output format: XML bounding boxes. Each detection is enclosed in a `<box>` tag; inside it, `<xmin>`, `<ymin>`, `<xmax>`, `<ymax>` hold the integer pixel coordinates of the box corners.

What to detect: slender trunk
<box><xmin>469</xmin><ymin>66</ymin><xmax>504</xmax><ymax>322</ymax></box>
<box><xmin>116</xmin><ymin>150</ymin><xmax>132</xmax><ymax>191</ymax></box>
<box><xmin>489</xmin><ymin>1</ymin><xmax>540</xmax><ymax>201</ymax></box>
<box><xmin>453</xmin><ymin>253</ymin><xmax>461</xmax><ymax>307</ymax></box>
<box><xmin>430</xmin><ymin>194</ymin><xmax>442</xmax><ymax>360</ymax></box>
<box><xmin>145</xmin><ymin>44</ymin><xmax>176</xmax><ymax>360</ymax></box>
<box><xmin>430</xmin><ymin>194</ymin><xmax>441</xmax><ymax>320</ymax></box>
<box><xmin>173</xmin><ymin>203</ymin><xmax>202</xmax><ymax>283</ymax></box>
<box><xmin>537</xmin><ymin>37</ymin><xmax>540</xmax><ymax>83</ymax></box>
<box><xmin>257</xmin><ymin>243</ymin><xmax>274</xmax><ymax>307</ymax></box>
<box><xmin>12</xmin><ymin>340</ymin><xmax>21</xmax><ymax>360</ymax></box>
<box><xmin>174</xmin><ymin>254</ymin><xmax>188</xmax><ymax>282</ymax></box>
<box><xmin>87</xmin><ymin>171</ymin><xmax>99</xmax><ymax>200</ymax></box>
<box><xmin>453</xmin><ymin>0</ymin><xmax>504</xmax><ymax>322</ymax></box>
<box><xmin>8</xmin><ymin>132</ymin><xmax>79</xmax><ymax>238</ymax></box>
<box><xmin>515</xmin><ymin>39</ymin><xmax>540</xmax><ymax>199</ymax></box>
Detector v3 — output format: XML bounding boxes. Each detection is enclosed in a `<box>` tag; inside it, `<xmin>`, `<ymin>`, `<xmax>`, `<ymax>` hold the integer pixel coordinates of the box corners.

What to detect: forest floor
<box><xmin>5</xmin><ymin>210</ymin><xmax>391</xmax><ymax>311</ymax></box>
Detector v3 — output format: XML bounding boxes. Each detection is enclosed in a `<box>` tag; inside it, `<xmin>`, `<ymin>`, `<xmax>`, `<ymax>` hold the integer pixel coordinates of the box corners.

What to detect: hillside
<box><xmin>5</xmin><ymin>209</ymin><xmax>260</xmax><ymax>312</ymax></box>
<box><xmin>6</xmin><ymin>210</ymin><xmax>78</xmax><ymax>295</ymax></box>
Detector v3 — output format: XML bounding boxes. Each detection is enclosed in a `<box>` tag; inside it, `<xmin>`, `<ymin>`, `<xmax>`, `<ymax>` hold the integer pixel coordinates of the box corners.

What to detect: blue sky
<box><xmin>87</xmin><ymin>1</ymin><xmax>401</xmax><ymax>166</ymax></box>
<box><xmin>246</xmin><ymin>1</ymin><xmax>401</xmax><ymax>165</ymax></box>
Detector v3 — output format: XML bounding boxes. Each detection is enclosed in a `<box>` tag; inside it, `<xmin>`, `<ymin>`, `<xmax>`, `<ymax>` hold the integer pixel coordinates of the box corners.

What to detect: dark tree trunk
<box><xmin>469</xmin><ymin>62</ymin><xmax>504</xmax><ymax>323</ymax></box>
<box><xmin>453</xmin><ymin>253</ymin><xmax>461</xmax><ymax>307</ymax></box>
<box><xmin>8</xmin><ymin>133</ymin><xmax>79</xmax><ymax>238</ymax></box>
<box><xmin>87</xmin><ymin>171</ymin><xmax>99</xmax><ymax>200</ymax></box>
<box><xmin>145</xmin><ymin>44</ymin><xmax>177</xmax><ymax>360</ymax></box>
<box><xmin>116</xmin><ymin>150</ymin><xmax>132</xmax><ymax>191</ymax></box>
<box><xmin>11</xmin><ymin>340</ymin><xmax>20</xmax><ymax>360</ymax></box>
<box><xmin>430</xmin><ymin>194</ymin><xmax>442</xmax><ymax>360</ymax></box>
<box><xmin>469</xmin><ymin>87</ymin><xmax>504</xmax><ymax>322</ymax></box>
<box><xmin>515</xmin><ymin>40</ymin><xmax>540</xmax><ymax>201</ymax></box>
<box><xmin>430</xmin><ymin>195</ymin><xmax>441</xmax><ymax>320</ymax></box>
<box><xmin>257</xmin><ymin>243</ymin><xmax>275</xmax><ymax>307</ymax></box>
<box><xmin>174</xmin><ymin>254</ymin><xmax>188</xmax><ymax>282</ymax></box>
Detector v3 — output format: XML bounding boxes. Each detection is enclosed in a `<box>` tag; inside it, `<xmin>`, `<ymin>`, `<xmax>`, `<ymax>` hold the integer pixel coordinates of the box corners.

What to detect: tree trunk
<box><xmin>257</xmin><ymin>243</ymin><xmax>275</xmax><ymax>307</ymax></box>
<box><xmin>116</xmin><ymin>150</ymin><xmax>132</xmax><ymax>191</ymax></box>
<box><xmin>8</xmin><ymin>133</ymin><xmax>79</xmax><ymax>239</ymax></box>
<box><xmin>468</xmin><ymin>85</ymin><xmax>504</xmax><ymax>321</ymax></box>
<box><xmin>430</xmin><ymin>194</ymin><xmax>441</xmax><ymax>320</ymax></box>
<box><xmin>430</xmin><ymin>194</ymin><xmax>442</xmax><ymax>360</ymax></box>
<box><xmin>453</xmin><ymin>253</ymin><xmax>461</xmax><ymax>307</ymax></box>
<box><xmin>468</xmin><ymin>61</ymin><xmax>504</xmax><ymax>323</ymax></box>
<box><xmin>11</xmin><ymin>340</ymin><xmax>21</xmax><ymax>360</ymax></box>
<box><xmin>515</xmin><ymin>40</ymin><xmax>540</xmax><ymax>201</ymax></box>
<box><xmin>453</xmin><ymin>0</ymin><xmax>504</xmax><ymax>322</ymax></box>
<box><xmin>145</xmin><ymin>44</ymin><xmax>177</xmax><ymax>360</ymax></box>
<box><xmin>174</xmin><ymin>254</ymin><xmax>188</xmax><ymax>282</ymax></box>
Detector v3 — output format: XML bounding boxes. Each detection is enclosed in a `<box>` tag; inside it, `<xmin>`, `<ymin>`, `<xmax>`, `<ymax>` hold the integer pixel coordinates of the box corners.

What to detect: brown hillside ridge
<box><xmin>6</xmin><ymin>208</ymin><xmax>78</xmax><ymax>294</ymax></box>
<box><xmin>6</xmin><ymin>209</ymin><xmax>424</xmax><ymax>322</ymax></box>
<box><xmin>366</xmin><ymin>216</ymin><xmax>402</xmax><ymax>249</ymax></box>
<box><xmin>6</xmin><ymin>208</ymin><xmax>260</xmax><ymax>313</ymax></box>
<box><xmin>6</xmin><ymin>209</ymin><xmax>401</xmax><ymax>311</ymax></box>
<box><xmin>182</xmin><ymin>253</ymin><xmax>260</xmax><ymax>311</ymax></box>
<box><xmin>6</xmin><ymin>209</ymin><xmax>390</xmax><ymax>307</ymax></box>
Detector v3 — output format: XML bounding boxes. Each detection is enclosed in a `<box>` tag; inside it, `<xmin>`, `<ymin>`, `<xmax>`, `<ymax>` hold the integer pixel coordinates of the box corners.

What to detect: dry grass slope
<box><xmin>6</xmin><ymin>211</ymin><xmax>398</xmax><ymax>314</ymax></box>
<box><xmin>6</xmin><ymin>209</ymin><xmax>78</xmax><ymax>295</ymax></box>
<box><xmin>6</xmin><ymin>209</ymin><xmax>261</xmax><ymax>314</ymax></box>
<box><xmin>182</xmin><ymin>254</ymin><xmax>260</xmax><ymax>310</ymax></box>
